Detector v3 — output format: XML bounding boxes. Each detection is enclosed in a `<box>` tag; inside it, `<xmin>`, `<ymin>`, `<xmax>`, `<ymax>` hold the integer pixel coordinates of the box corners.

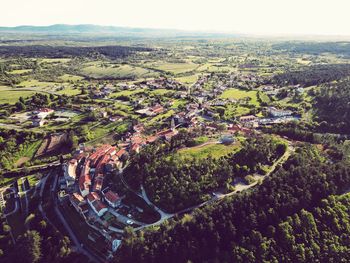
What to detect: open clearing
<box><xmin>145</xmin><ymin>62</ymin><xmax>199</xmax><ymax>74</ymax></box>
<box><xmin>176</xmin><ymin>142</ymin><xmax>240</xmax><ymax>159</ymax></box>
<box><xmin>220</xmin><ymin>88</ymin><xmax>259</xmax><ymax>105</ymax></box>
<box><xmin>0</xmin><ymin>88</ymin><xmax>46</xmax><ymax>104</ymax></box>
<box><xmin>7</xmin><ymin>69</ymin><xmax>33</xmax><ymax>75</ymax></box>
<box><xmin>81</xmin><ymin>64</ymin><xmax>159</xmax><ymax>79</ymax></box>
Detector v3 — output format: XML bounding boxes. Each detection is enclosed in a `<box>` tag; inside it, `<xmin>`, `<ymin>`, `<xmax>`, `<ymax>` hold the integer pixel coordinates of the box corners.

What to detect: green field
<box><xmin>146</xmin><ymin>62</ymin><xmax>199</xmax><ymax>74</ymax></box>
<box><xmin>150</xmin><ymin>89</ymin><xmax>174</xmax><ymax>95</ymax></box>
<box><xmin>0</xmin><ymin>89</ymin><xmax>45</xmax><ymax>104</ymax></box>
<box><xmin>175</xmin><ymin>74</ymin><xmax>199</xmax><ymax>84</ymax></box>
<box><xmin>59</xmin><ymin>74</ymin><xmax>84</xmax><ymax>82</ymax></box>
<box><xmin>40</xmin><ymin>58</ymin><xmax>71</xmax><ymax>63</ymax></box>
<box><xmin>55</xmin><ymin>86</ymin><xmax>81</xmax><ymax>96</ymax></box>
<box><xmin>220</xmin><ymin>88</ymin><xmax>259</xmax><ymax>105</ymax></box>
<box><xmin>18</xmin><ymin>79</ymin><xmax>57</xmax><ymax>89</ymax></box>
<box><xmin>81</xmin><ymin>64</ymin><xmax>159</xmax><ymax>79</ymax></box>
<box><xmin>149</xmin><ymin>109</ymin><xmax>175</xmax><ymax>124</ymax></box>
<box><xmin>7</xmin><ymin>69</ymin><xmax>32</xmax><ymax>75</ymax></box>
<box><xmin>111</xmin><ymin>88</ymin><xmax>146</xmax><ymax>98</ymax></box>
<box><xmin>176</xmin><ymin>142</ymin><xmax>240</xmax><ymax>159</ymax></box>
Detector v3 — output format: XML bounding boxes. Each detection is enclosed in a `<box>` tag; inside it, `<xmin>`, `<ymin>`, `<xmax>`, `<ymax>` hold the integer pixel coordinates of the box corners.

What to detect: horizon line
<box><xmin>1</xmin><ymin>23</ymin><xmax>350</xmax><ymax>38</ymax></box>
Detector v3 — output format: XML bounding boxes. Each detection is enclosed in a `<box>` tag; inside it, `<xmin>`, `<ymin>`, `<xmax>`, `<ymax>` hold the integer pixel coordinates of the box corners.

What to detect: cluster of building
<box><xmin>120</xmin><ymin>121</ymin><xmax>178</xmax><ymax>153</ymax></box>
<box><xmin>31</xmin><ymin>108</ymin><xmax>55</xmax><ymax>127</ymax></box>
<box><xmin>63</xmin><ymin>145</ymin><xmax>125</xmax><ymax>218</ymax></box>
<box><xmin>141</xmin><ymin>77</ymin><xmax>185</xmax><ymax>90</ymax></box>
<box><xmin>135</xmin><ymin>104</ymin><xmax>165</xmax><ymax>117</ymax></box>
<box><xmin>238</xmin><ymin>106</ymin><xmax>297</xmax><ymax>128</ymax></box>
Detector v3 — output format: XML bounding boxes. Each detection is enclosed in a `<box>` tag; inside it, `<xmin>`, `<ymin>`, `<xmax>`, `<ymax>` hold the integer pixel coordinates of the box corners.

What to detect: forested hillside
<box><xmin>0</xmin><ymin>45</ymin><xmax>152</xmax><ymax>59</ymax></box>
<box><xmin>273</xmin><ymin>42</ymin><xmax>350</xmax><ymax>57</ymax></box>
<box><xmin>115</xmin><ymin>145</ymin><xmax>350</xmax><ymax>262</ymax></box>
<box><xmin>313</xmin><ymin>78</ymin><xmax>350</xmax><ymax>133</ymax></box>
<box><xmin>124</xmin><ymin>135</ymin><xmax>286</xmax><ymax>212</ymax></box>
<box><xmin>272</xmin><ymin>64</ymin><xmax>350</xmax><ymax>87</ymax></box>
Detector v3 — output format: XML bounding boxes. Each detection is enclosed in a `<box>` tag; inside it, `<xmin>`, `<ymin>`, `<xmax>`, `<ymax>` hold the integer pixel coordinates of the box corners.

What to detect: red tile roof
<box><xmin>146</xmin><ymin>135</ymin><xmax>158</xmax><ymax>143</ymax></box>
<box><xmin>92</xmin><ymin>200</ymin><xmax>107</xmax><ymax>212</ymax></box>
<box><xmin>151</xmin><ymin>105</ymin><xmax>164</xmax><ymax>113</ymax></box>
<box><xmin>87</xmin><ymin>192</ymin><xmax>100</xmax><ymax>202</ymax></box>
<box><xmin>116</xmin><ymin>148</ymin><xmax>126</xmax><ymax>158</ymax></box>
<box><xmin>104</xmin><ymin>190</ymin><xmax>120</xmax><ymax>203</ymax></box>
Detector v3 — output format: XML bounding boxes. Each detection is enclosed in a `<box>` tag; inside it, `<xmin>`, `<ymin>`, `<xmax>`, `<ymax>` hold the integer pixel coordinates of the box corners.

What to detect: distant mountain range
<box><xmin>0</xmin><ymin>24</ymin><xmax>235</xmax><ymax>38</ymax></box>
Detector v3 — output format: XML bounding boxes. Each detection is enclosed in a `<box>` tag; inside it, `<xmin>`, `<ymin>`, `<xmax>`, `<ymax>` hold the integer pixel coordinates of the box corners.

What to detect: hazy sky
<box><xmin>1</xmin><ymin>0</ymin><xmax>350</xmax><ymax>35</ymax></box>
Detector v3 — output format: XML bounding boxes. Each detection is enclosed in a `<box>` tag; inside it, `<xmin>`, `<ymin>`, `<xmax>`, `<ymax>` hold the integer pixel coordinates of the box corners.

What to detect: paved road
<box><xmin>11</xmin><ymin>161</ymin><xmax>61</xmax><ymax>173</ymax></box>
<box><xmin>51</xmin><ymin>172</ymin><xmax>102</xmax><ymax>263</ymax></box>
<box><xmin>38</xmin><ymin>171</ymin><xmax>56</xmax><ymax>227</ymax></box>
<box><xmin>134</xmin><ymin>144</ymin><xmax>295</xmax><ymax>231</ymax></box>
<box><xmin>1</xmin><ymin>188</ymin><xmax>19</xmax><ymax>216</ymax></box>
<box><xmin>21</xmin><ymin>180</ymin><xmax>29</xmax><ymax>219</ymax></box>
<box><xmin>108</xmin><ymin>208</ymin><xmax>146</xmax><ymax>227</ymax></box>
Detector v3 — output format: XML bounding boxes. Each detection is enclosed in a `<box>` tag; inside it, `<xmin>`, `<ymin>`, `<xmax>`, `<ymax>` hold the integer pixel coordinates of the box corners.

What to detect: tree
<box><xmin>15</xmin><ymin>101</ymin><xmax>26</xmax><ymax>111</ymax></box>
<box><xmin>16</xmin><ymin>230</ymin><xmax>42</xmax><ymax>263</ymax></box>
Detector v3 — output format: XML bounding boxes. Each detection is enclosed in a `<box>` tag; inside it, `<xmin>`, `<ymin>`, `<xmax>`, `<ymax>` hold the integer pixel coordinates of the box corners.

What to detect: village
<box><xmin>35</xmin><ymin>71</ymin><xmax>303</xmax><ymax>256</ymax></box>
<box><xmin>0</xmin><ymin>70</ymin><xmax>306</xmax><ymax>261</ymax></box>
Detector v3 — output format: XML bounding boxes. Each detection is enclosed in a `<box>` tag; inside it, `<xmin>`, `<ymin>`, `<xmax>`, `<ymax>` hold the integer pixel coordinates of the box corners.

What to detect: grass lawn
<box><xmin>171</xmin><ymin>99</ymin><xmax>187</xmax><ymax>109</ymax></box>
<box><xmin>111</xmin><ymin>88</ymin><xmax>146</xmax><ymax>98</ymax></box>
<box><xmin>175</xmin><ymin>74</ymin><xmax>199</xmax><ymax>84</ymax></box>
<box><xmin>59</xmin><ymin>74</ymin><xmax>84</xmax><ymax>82</ymax></box>
<box><xmin>258</xmin><ymin>91</ymin><xmax>271</xmax><ymax>103</ymax></box>
<box><xmin>18</xmin><ymin>79</ymin><xmax>58</xmax><ymax>89</ymax></box>
<box><xmin>149</xmin><ymin>110</ymin><xmax>175</xmax><ymax>124</ymax></box>
<box><xmin>26</xmin><ymin>174</ymin><xmax>41</xmax><ymax>187</ymax></box>
<box><xmin>192</xmin><ymin>136</ymin><xmax>209</xmax><ymax>145</ymax></box>
<box><xmin>220</xmin><ymin>88</ymin><xmax>259</xmax><ymax>105</ymax></box>
<box><xmin>0</xmin><ymin>89</ymin><xmax>46</xmax><ymax>104</ymax></box>
<box><xmin>176</xmin><ymin>142</ymin><xmax>240</xmax><ymax>159</ymax></box>
<box><xmin>13</xmin><ymin>140</ymin><xmax>42</xmax><ymax>167</ymax></box>
<box><xmin>55</xmin><ymin>86</ymin><xmax>81</xmax><ymax>96</ymax></box>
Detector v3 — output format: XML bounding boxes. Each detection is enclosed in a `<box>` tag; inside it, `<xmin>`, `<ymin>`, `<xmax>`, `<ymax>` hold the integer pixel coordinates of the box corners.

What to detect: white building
<box><xmin>63</xmin><ymin>159</ymin><xmax>77</xmax><ymax>187</ymax></box>
<box><xmin>268</xmin><ymin>107</ymin><xmax>293</xmax><ymax>117</ymax></box>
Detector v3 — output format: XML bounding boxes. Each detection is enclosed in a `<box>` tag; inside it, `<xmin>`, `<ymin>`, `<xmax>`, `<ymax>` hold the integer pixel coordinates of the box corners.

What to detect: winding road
<box><xmin>120</xmin><ymin>143</ymin><xmax>294</xmax><ymax>232</ymax></box>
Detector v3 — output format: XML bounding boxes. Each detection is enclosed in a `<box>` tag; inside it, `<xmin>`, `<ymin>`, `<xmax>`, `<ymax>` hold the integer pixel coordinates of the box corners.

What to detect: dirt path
<box><xmin>179</xmin><ymin>140</ymin><xmax>219</xmax><ymax>152</ymax></box>
<box><xmin>15</xmin><ymin>157</ymin><xmax>30</xmax><ymax>168</ymax></box>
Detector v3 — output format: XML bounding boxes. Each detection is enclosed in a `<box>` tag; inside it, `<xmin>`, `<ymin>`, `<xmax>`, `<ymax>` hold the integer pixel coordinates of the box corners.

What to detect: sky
<box><xmin>1</xmin><ymin>0</ymin><xmax>350</xmax><ymax>35</ymax></box>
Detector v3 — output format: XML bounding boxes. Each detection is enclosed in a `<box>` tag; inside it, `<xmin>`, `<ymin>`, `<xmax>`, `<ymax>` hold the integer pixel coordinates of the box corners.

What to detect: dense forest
<box><xmin>313</xmin><ymin>78</ymin><xmax>350</xmax><ymax>133</ymax></box>
<box><xmin>124</xmin><ymin>135</ymin><xmax>286</xmax><ymax>213</ymax></box>
<box><xmin>0</xmin><ymin>45</ymin><xmax>153</xmax><ymax>59</ymax></box>
<box><xmin>273</xmin><ymin>42</ymin><xmax>350</xmax><ymax>57</ymax></box>
<box><xmin>272</xmin><ymin>64</ymin><xmax>350</xmax><ymax>87</ymax></box>
<box><xmin>115</xmin><ymin>145</ymin><xmax>350</xmax><ymax>262</ymax></box>
<box><xmin>0</xmin><ymin>183</ymin><xmax>87</xmax><ymax>263</ymax></box>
